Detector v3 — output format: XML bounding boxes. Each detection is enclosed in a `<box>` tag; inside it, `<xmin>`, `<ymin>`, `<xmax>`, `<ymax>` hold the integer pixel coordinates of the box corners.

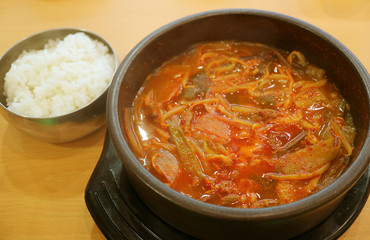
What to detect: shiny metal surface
<box><xmin>0</xmin><ymin>28</ymin><xmax>118</xmax><ymax>143</ymax></box>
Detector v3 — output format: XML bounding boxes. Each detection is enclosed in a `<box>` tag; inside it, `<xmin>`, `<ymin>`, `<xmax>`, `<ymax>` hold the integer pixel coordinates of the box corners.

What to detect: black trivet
<box><xmin>85</xmin><ymin>132</ymin><xmax>370</xmax><ymax>240</ymax></box>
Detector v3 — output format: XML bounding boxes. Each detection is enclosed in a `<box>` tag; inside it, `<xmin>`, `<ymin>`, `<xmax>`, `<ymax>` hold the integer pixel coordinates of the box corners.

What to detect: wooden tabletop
<box><xmin>0</xmin><ymin>0</ymin><xmax>369</xmax><ymax>239</ymax></box>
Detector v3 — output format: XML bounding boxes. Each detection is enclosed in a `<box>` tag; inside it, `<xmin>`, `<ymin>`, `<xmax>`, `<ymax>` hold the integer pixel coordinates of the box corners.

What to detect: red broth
<box><xmin>124</xmin><ymin>41</ymin><xmax>355</xmax><ymax>208</ymax></box>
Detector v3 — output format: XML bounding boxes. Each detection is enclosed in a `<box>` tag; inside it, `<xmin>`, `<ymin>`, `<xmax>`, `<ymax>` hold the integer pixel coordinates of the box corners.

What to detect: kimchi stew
<box><xmin>123</xmin><ymin>41</ymin><xmax>356</xmax><ymax>208</ymax></box>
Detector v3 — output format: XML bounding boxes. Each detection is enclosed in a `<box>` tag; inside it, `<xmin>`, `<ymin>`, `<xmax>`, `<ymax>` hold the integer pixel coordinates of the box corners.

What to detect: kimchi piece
<box><xmin>125</xmin><ymin>41</ymin><xmax>356</xmax><ymax>208</ymax></box>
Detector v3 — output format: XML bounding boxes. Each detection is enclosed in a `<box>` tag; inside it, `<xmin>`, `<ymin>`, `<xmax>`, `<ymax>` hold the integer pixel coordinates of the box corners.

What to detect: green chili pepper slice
<box><xmin>167</xmin><ymin>120</ymin><xmax>205</xmax><ymax>179</ymax></box>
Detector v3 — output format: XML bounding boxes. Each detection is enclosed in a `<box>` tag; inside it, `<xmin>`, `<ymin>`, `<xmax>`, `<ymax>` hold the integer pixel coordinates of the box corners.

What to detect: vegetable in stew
<box><xmin>123</xmin><ymin>41</ymin><xmax>356</xmax><ymax>208</ymax></box>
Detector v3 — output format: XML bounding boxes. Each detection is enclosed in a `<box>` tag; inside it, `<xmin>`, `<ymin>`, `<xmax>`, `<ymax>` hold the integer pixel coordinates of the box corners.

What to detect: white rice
<box><xmin>3</xmin><ymin>32</ymin><xmax>115</xmax><ymax>118</ymax></box>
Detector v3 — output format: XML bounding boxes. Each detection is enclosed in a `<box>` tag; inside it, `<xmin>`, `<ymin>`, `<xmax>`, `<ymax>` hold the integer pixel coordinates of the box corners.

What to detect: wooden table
<box><xmin>0</xmin><ymin>1</ymin><xmax>369</xmax><ymax>239</ymax></box>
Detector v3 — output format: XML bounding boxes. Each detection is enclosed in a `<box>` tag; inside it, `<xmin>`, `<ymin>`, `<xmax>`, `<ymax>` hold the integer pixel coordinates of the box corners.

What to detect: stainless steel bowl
<box><xmin>107</xmin><ymin>9</ymin><xmax>370</xmax><ymax>239</ymax></box>
<box><xmin>0</xmin><ymin>28</ymin><xmax>118</xmax><ymax>143</ymax></box>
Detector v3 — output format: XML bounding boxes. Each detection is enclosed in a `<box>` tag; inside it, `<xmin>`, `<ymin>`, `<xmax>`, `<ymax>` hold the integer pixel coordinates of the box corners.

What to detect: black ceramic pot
<box><xmin>107</xmin><ymin>9</ymin><xmax>370</xmax><ymax>240</ymax></box>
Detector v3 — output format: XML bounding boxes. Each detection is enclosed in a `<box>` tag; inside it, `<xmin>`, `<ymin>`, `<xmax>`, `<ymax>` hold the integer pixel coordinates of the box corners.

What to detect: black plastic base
<box><xmin>85</xmin><ymin>132</ymin><xmax>370</xmax><ymax>240</ymax></box>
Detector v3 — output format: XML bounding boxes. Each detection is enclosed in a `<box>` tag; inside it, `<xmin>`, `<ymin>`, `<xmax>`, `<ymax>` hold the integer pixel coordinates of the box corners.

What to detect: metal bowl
<box><xmin>107</xmin><ymin>9</ymin><xmax>370</xmax><ymax>239</ymax></box>
<box><xmin>0</xmin><ymin>28</ymin><xmax>118</xmax><ymax>143</ymax></box>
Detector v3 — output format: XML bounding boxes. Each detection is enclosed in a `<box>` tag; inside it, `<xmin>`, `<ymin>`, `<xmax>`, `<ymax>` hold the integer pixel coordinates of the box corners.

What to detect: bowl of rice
<box><xmin>0</xmin><ymin>28</ymin><xmax>118</xmax><ymax>143</ymax></box>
